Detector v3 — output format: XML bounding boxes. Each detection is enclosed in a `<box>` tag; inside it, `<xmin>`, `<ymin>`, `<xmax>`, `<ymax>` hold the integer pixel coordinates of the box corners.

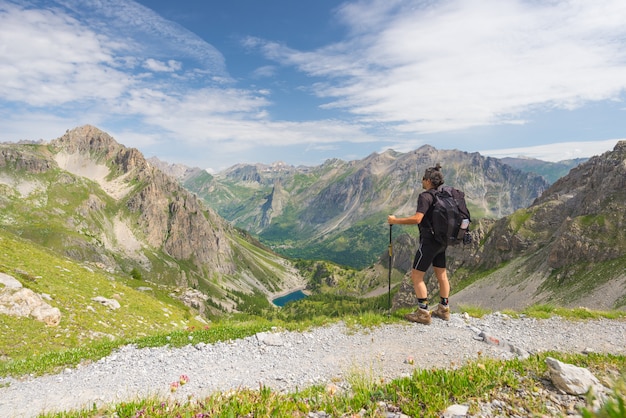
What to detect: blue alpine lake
<box><xmin>272</xmin><ymin>290</ymin><xmax>307</xmax><ymax>307</ymax></box>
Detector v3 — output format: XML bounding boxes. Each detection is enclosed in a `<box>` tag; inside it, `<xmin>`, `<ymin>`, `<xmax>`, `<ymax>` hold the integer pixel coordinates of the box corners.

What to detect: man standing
<box><xmin>387</xmin><ymin>163</ymin><xmax>451</xmax><ymax>325</ymax></box>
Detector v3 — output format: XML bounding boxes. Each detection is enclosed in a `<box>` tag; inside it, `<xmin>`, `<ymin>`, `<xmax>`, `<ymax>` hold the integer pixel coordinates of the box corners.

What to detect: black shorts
<box><xmin>412</xmin><ymin>238</ymin><xmax>446</xmax><ymax>272</ymax></box>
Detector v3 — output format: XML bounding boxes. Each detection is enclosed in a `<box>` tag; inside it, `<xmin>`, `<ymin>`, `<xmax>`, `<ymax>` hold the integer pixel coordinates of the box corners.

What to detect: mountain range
<box><xmin>1</xmin><ymin>125</ymin><xmax>624</xmax><ymax>318</ymax></box>
<box><xmin>176</xmin><ymin>146</ymin><xmax>552</xmax><ymax>269</ymax></box>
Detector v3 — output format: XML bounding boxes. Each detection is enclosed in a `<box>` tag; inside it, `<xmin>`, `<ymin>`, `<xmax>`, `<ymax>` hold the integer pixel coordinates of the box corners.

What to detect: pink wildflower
<box><xmin>170</xmin><ymin>381</ymin><xmax>180</xmax><ymax>392</ymax></box>
<box><xmin>179</xmin><ymin>374</ymin><xmax>190</xmax><ymax>385</ymax></box>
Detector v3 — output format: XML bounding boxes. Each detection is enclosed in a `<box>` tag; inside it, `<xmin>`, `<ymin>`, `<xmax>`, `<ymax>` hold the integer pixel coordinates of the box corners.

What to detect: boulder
<box><xmin>546</xmin><ymin>357</ymin><xmax>606</xmax><ymax>396</ymax></box>
<box><xmin>0</xmin><ymin>286</ymin><xmax>61</xmax><ymax>326</ymax></box>
<box><xmin>0</xmin><ymin>272</ymin><xmax>23</xmax><ymax>289</ymax></box>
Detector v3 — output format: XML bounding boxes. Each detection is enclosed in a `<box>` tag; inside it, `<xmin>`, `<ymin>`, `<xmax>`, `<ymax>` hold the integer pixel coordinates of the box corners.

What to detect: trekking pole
<box><xmin>388</xmin><ymin>224</ymin><xmax>393</xmax><ymax>317</ymax></box>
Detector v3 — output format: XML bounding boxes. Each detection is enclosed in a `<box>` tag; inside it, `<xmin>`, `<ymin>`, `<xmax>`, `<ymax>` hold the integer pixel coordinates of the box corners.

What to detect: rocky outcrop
<box><xmin>260</xmin><ymin>181</ymin><xmax>288</xmax><ymax>228</ymax></box>
<box><xmin>391</xmin><ymin>276</ymin><xmax>419</xmax><ymax>310</ymax></box>
<box><xmin>49</xmin><ymin>126</ymin><xmax>235</xmax><ymax>275</ymax></box>
<box><xmin>124</xmin><ymin>168</ymin><xmax>233</xmax><ymax>274</ymax></box>
<box><xmin>447</xmin><ymin>141</ymin><xmax>626</xmax><ymax>310</ymax></box>
<box><xmin>0</xmin><ymin>273</ymin><xmax>61</xmax><ymax>326</ymax></box>
<box><xmin>0</xmin><ymin>126</ymin><xmax>304</xmax><ymax>314</ymax></box>
<box><xmin>0</xmin><ymin>145</ymin><xmax>54</xmax><ymax>173</ymax></box>
<box><xmin>475</xmin><ymin>141</ymin><xmax>626</xmax><ymax>269</ymax></box>
<box><xmin>175</xmin><ymin>289</ymin><xmax>209</xmax><ymax>316</ymax></box>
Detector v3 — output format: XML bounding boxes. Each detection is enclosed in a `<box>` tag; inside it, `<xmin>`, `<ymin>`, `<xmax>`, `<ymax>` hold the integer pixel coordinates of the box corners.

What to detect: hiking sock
<box><xmin>417</xmin><ymin>298</ymin><xmax>429</xmax><ymax>310</ymax></box>
<box><xmin>440</xmin><ymin>297</ymin><xmax>449</xmax><ymax>306</ymax></box>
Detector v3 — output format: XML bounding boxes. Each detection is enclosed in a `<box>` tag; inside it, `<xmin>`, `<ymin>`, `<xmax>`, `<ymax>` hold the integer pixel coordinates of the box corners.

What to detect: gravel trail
<box><xmin>1</xmin><ymin>313</ymin><xmax>625</xmax><ymax>417</ymax></box>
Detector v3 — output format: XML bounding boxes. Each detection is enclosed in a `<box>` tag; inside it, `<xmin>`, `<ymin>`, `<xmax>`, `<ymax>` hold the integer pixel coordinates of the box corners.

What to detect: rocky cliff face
<box><xmin>0</xmin><ymin>126</ymin><xmax>304</xmax><ymax>313</ymax></box>
<box><xmin>425</xmin><ymin>141</ymin><xmax>626</xmax><ymax>311</ymax></box>
<box><xmin>476</xmin><ymin>140</ymin><xmax>626</xmax><ymax>269</ymax></box>
<box><xmin>48</xmin><ymin>126</ymin><xmax>234</xmax><ymax>275</ymax></box>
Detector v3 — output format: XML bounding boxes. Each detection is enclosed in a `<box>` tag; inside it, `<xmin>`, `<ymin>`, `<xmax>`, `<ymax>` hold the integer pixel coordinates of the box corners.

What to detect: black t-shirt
<box><xmin>416</xmin><ymin>190</ymin><xmax>435</xmax><ymax>238</ymax></box>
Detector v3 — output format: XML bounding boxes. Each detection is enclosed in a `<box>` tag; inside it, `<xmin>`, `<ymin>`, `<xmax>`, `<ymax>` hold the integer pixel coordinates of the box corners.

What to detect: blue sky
<box><xmin>1</xmin><ymin>0</ymin><xmax>625</xmax><ymax>172</ymax></box>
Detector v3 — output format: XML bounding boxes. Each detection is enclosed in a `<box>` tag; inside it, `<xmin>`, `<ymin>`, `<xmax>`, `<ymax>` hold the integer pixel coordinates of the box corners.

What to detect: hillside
<box><xmin>410</xmin><ymin>141</ymin><xmax>626</xmax><ymax>311</ymax></box>
<box><xmin>0</xmin><ymin>126</ymin><xmax>305</xmax><ymax>317</ymax></box>
<box><xmin>183</xmin><ymin>146</ymin><xmax>550</xmax><ymax>269</ymax></box>
<box><xmin>0</xmin><ymin>226</ymin><xmax>207</xmax><ymax>362</ymax></box>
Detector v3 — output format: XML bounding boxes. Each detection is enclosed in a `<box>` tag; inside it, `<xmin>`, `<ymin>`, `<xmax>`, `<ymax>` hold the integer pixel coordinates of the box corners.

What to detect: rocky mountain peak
<box><xmin>533</xmin><ymin>140</ymin><xmax>626</xmax><ymax>216</ymax></box>
<box><xmin>52</xmin><ymin>125</ymin><xmax>118</xmax><ymax>155</ymax></box>
<box><xmin>449</xmin><ymin>140</ymin><xmax>626</xmax><ymax>310</ymax></box>
<box><xmin>51</xmin><ymin>125</ymin><xmax>147</xmax><ymax>175</ymax></box>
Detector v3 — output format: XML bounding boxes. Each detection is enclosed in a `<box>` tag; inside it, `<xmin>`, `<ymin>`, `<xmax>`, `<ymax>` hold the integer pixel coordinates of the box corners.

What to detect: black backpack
<box><xmin>428</xmin><ymin>186</ymin><xmax>472</xmax><ymax>246</ymax></box>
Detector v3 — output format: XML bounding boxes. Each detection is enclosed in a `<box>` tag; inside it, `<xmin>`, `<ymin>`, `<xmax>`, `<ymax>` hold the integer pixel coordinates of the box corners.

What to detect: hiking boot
<box><xmin>431</xmin><ymin>303</ymin><xmax>450</xmax><ymax>321</ymax></box>
<box><xmin>404</xmin><ymin>308</ymin><xmax>431</xmax><ymax>325</ymax></box>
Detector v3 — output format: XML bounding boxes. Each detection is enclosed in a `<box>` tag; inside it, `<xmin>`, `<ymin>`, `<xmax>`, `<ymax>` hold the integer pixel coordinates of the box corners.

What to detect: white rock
<box><xmin>0</xmin><ymin>272</ymin><xmax>23</xmax><ymax>289</ymax></box>
<box><xmin>0</xmin><ymin>287</ymin><xmax>61</xmax><ymax>326</ymax></box>
<box><xmin>91</xmin><ymin>296</ymin><xmax>121</xmax><ymax>310</ymax></box>
<box><xmin>546</xmin><ymin>357</ymin><xmax>606</xmax><ymax>396</ymax></box>
<box><xmin>443</xmin><ymin>404</ymin><xmax>469</xmax><ymax>417</ymax></box>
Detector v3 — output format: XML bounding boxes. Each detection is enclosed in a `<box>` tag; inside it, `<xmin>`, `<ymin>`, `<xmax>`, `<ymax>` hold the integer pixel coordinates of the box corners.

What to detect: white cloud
<box><xmin>481</xmin><ymin>139</ymin><xmax>621</xmax><ymax>162</ymax></box>
<box><xmin>256</xmin><ymin>0</ymin><xmax>626</xmax><ymax>135</ymax></box>
<box><xmin>54</xmin><ymin>0</ymin><xmax>227</xmax><ymax>75</ymax></box>
<box><xmin>2</xmin><ymin>0</ymin><xmax>625</xmax><ymax>170</ymax></box>
<box><xmin>0</xmin><ymin>3</ymin><xmax>131</xmax><ymax>106</ymax></box>
<box><xmin>252</xmin><ymin>65</ymin><xmax>277</xmax><ymax>78</ymax></box>
<box><xmin>143</xmin><ymin>59</ymin><xmax>182</xmax><ymax>73</ymax></box>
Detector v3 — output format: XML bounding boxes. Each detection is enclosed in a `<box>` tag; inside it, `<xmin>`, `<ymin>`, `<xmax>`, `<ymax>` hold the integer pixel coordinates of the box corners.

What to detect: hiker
<box><xmin>387</xmin><ymin>163</ymin><xmax>451</xmax><ymax>325</ymax></box>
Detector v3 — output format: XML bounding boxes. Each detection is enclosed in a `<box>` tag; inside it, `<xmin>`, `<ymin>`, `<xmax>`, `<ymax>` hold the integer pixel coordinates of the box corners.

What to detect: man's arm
<box><xmin>388</xmin><ymin>212</ymin><xmax>424</xmax><ymax>225</ymax></box>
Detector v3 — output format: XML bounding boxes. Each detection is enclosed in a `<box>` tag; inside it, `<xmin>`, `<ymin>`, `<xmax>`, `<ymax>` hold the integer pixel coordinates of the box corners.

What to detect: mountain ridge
<box><xmin>182</xmin><ymin>145</ymin><xmax>551</xmax><ymax>268</ymax></box>
<box><xmin>0</xmin><ymin>125</ymin><xmax>305</xmax><ymax>316</ymax></box>
<box><xmin>438</xmin><ymin>141</ymin><xmax>626</xmax><ymax>310</ymax></box>
<box><xmin>3</xmin><ymin>126</ymin><xmax>624</xmax><ymax>314</ymax></box>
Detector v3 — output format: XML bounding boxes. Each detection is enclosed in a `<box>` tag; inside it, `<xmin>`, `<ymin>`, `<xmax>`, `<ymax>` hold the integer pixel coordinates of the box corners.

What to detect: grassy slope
<box><xmin>0</xmin><ymin>227</ymin><xmax>205</xmax><ymax>362</ymax></box>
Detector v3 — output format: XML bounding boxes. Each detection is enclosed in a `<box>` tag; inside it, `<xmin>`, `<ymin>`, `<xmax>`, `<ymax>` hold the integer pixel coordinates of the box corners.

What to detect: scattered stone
<box><xmin>2</xmin><ymin>313</ymin><xmax>625</xmax><ymax>417</ymax></box>
<box><xmin>443</xmin><ymin>404</ymin><xmax>469</xmax><ymax>417</ymax></box>
<box><xmin>546</xmin><ymin>357</ymin><xmax>606</xmax><ymax>396</ymax></box>
<box><xmin>91</xmin><ymin>296</ymin><xmax>121</xmax><ymax>310</ymax></box>
<box><xmin>257</xmin><ymin>332</ymin><xmax>284</xmax><ymax>347</ymax></box>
